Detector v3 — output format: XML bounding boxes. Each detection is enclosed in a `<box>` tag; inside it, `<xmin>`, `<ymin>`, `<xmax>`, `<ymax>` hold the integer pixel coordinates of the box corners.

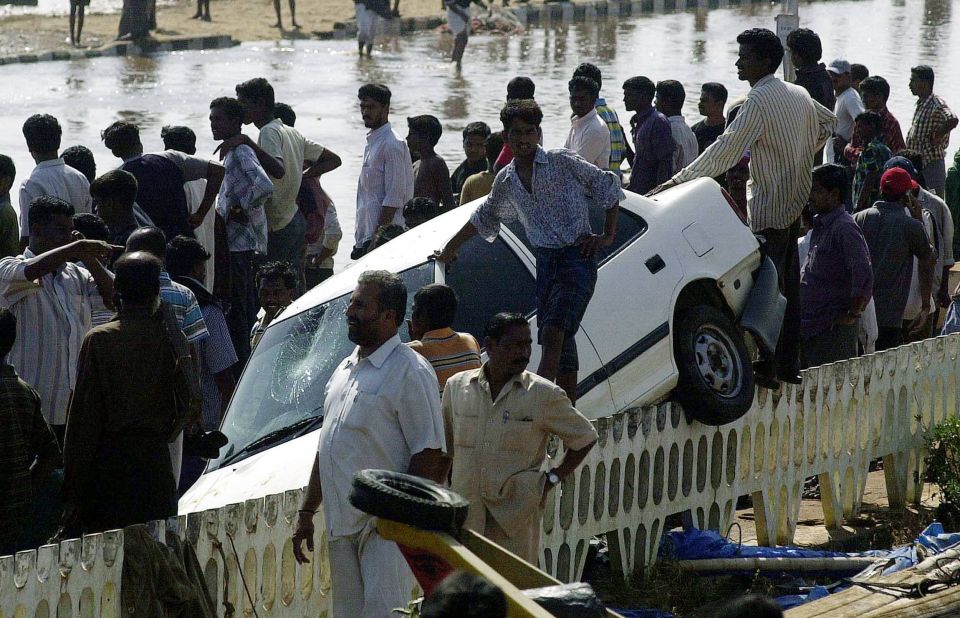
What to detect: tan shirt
<box><xmin>441</xmin><ymin>366</ymin><xmax>598</xmax><ymax>537</ymax></box>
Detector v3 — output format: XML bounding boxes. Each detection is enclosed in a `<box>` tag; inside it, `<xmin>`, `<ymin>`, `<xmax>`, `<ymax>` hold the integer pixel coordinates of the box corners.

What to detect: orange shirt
<box><xmin>408</xmin><ymin>327</ymin><xmax>481</xmax><ymax>391</ymax></box>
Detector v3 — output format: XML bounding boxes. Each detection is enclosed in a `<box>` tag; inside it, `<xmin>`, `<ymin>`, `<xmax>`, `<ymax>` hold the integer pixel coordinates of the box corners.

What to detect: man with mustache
<box><xmin>292</xmin><ymin>270</ymin><xmax>446</xmax><ymax>617</ymax></box>
<box><xmin>441</xmin><ymin>312</ymin><xmax>597</xmax><ymax>564</ymax></box>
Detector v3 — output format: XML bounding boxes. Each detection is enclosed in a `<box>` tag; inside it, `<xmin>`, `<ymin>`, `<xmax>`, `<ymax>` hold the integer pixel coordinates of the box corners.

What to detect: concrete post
<box><xmin>776</xmin><ymin>1</ymin><xmax>799</xmax><ymax>83</ymax></box>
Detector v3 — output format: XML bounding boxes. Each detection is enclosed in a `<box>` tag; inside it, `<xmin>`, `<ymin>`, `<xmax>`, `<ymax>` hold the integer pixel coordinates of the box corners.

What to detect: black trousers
<box><xmin>756</xmin><ymin>219</ymin><xmax>801</xmax><ymax>378</ymax></box>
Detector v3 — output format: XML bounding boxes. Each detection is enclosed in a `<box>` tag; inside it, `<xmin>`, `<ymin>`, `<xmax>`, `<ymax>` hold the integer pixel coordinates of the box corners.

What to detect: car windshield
<box><xmin>209</xmin><ymin>262</ymin><xmax>434</xmax><ymax>470</ymax></box>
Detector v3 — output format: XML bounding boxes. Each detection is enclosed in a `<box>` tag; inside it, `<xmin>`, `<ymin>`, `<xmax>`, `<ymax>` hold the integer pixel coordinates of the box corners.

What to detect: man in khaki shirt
<box><xmin>441</xmin><ymin>312</ymin><xmax>598</xmax><ymax>564</ymax></box>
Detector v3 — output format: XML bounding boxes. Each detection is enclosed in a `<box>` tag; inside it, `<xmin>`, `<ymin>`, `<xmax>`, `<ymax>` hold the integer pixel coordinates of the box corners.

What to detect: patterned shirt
<box><xmin>217</xmin><ymin>144</ymin><xmax>273</xmax><ymax>254</ymax></box>
<box><xmin>408</xmin><ymin>327</ymin><xmax>481</xmax><ymax>391</ymax></box>
<box><xmin>159</xmin><ymin>271</ymin><xmax>209</xmax><ymax>344</ymax></box>
<box><xmin>907</xmin><ymin>94</ymin><xmax>958</xmax><ymax>164</ymax></box>
<box><xmin>470</xmin><ymin>147</ymin><xmax>624</xmax><ymax>249</ymax></box>
<box><xmin>628</xmin><ymin>107</ymin><xmax>675</xmax><ymax>194</ymax></box>
<box><xmin>853</xmin><ymin>138</ymin><xmax>893</xmax><ymax>208</ymax></box>
<box><xmin>0</xmin><ymin>364</ymin><xmax>59</xmax><ymax>551</ymax></box>
<box><xmin>0</xmin><ymin>250</ymin><xmax>111</xmax><ymax>425</ymax></box>
<box><xmin>595</xmin><ymin>98</ymin><xmax>627</xmax><ymax>176</ymax></box>
<box><xmin>850</xmin><ymin>107</ymin><xmax>905</xmax><ymax>154</ymax></box>
<box><xmin>199</xmin><ymin>304</ymin><xmax>237</xmax><ymax>428</ymax></box>
<box><xmin>672</xmin><ymin>74</ymin><xmax>836</xmax><ymax>232</ymax></box>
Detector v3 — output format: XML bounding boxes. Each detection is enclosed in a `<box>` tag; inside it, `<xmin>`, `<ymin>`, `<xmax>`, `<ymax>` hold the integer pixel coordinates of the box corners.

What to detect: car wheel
<box><xmin>349</xmin><ymin>469</ymin><xmax>470</xmax><ymax>533</ymax></box>
<box><xmin>673</xmin><ymin>305</ymin><xmax>755</xmax><ymax>425</ymax></box>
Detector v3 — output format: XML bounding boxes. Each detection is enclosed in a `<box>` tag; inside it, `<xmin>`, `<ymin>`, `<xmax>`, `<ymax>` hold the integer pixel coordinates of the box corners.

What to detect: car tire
<box><xmin>673</xmin><ymin>305</ymin><xmax>755</xmax><ymax>425</ymax></box>
<box><xmin>349</xmin><ymin>469</ymin><xmax>470</xmax><ymax>533</ymax></box>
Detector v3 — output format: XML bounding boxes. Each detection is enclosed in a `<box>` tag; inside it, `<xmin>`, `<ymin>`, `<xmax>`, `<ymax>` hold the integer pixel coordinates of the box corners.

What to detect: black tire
<box><xmin>672</xmin><ymin>305</ymin><xmax>755</xmax><ymax>425</ymax></box>
<box><xmin>349</xmin><ymin>469</ymin><xmax>470</xmax><ymax>533</ymax></box>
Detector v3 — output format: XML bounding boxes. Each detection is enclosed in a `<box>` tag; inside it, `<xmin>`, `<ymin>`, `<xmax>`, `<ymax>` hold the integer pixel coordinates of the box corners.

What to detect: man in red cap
<box><xmin>854</xmin><ymin>167</ymin><xmax>936</xmax><ymax>350</ymax></box>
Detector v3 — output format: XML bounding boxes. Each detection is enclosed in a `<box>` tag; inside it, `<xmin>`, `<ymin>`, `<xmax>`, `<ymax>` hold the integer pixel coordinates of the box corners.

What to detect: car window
<box><xmin>210</xmin><ymin>262</ymin><xmax>434</xmax><ymax>469</ymax></box>
<box><xmin>505</xmin><ymin>205</ymin><xmax>647</xmax><ymax>264</ymax></box>
<box><xmin>445</xmin><ymin>236</ymin><xmax>536</xmax><ymax>341</ymax></box>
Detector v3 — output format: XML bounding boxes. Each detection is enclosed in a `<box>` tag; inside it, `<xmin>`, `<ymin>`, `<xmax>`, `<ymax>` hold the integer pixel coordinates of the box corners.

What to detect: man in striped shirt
<box><xmin>0</xmin><ymin>196</ymin><xmax>115</xmax><ymax>442</ymax></box>
<box><xmin>652</xmin><ymin>28</ymin><xmax>836</xmax><ymax>388</ymax></box>
<box><xmin>408</xmin><ymin>283</ymin><xmax>481</xmax><ymax>391</ymax></box>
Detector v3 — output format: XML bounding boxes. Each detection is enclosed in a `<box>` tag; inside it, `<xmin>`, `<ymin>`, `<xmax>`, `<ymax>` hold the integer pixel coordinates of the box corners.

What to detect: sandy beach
<box><xmin>0</xmin><ymin>0</ymin><xmax>512</xmax><ymax>57</ymax></box>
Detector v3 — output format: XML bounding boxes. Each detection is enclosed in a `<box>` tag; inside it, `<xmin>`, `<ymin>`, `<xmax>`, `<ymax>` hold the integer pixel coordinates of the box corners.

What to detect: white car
<box><xmin>181</xmin><ymin>178</ymin><xmax>782</xmax><ymax>512</ymax></box>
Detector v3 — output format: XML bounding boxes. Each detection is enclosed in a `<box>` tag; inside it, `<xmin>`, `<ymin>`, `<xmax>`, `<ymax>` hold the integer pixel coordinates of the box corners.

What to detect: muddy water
<box><xmin>0</xmin><ymin>0</ymin><xmax>956</xmax><ymax>266</ymax></box>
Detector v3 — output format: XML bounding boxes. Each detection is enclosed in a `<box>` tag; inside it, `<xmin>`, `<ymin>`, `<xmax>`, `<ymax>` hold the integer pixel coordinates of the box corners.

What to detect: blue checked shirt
<box><xmin>596</xmin><ymin>98</ymin><xmax>627</xmax><ymax>176</ymax></box>
<box><xmin>159</xmin><ymin>271</ymin><xmax>209</xmax><ymax>345</ymax></box>
<box><xmin>216</xmin><ymin>144</ymin><xmax>273</xmax><ymax>254</ymax></box>
<box><xmin>470</xmin><ymin>147</ymin><xmax>624</xmax><ymax>249</ymax></box>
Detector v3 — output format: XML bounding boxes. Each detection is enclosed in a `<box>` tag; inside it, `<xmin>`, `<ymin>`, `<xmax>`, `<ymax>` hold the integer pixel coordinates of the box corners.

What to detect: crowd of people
<box><xmin>1</xmin><ymin>19</ymin><xmax>959</xmax><ymax>618</ymax></box>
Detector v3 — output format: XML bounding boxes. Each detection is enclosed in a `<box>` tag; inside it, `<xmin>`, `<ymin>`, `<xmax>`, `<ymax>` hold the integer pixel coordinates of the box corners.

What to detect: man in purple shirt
<box><xmin>623</xmin><ymin>76</ymin><xmax>675</xmax><ymax>194</ymax></box>
<box><xmin>799</xmin><ymin>164</ymin><xmax>873</xmax><ymax>367</ymax></box>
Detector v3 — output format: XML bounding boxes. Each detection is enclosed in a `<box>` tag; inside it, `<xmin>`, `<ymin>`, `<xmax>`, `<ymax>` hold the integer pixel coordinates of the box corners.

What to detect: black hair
<box><xmin>90</xmin><ymin>170</ymin><xmax>139</xmax><ymax>207</ymax></box>
<box><xmin>210</xmin><ymin>96</ymin><xmax>246</xmax><ymax>122</ymax></box>
<box><xmin>656</xmin><ymin>80</ymin><xmax>686</xmax><ymax>108</ymax></box>
<box><xmin>61</xmin><ymin>145</ymin><xmax>96</xmax><ymax>183</ymax></box>
<box><xmin>485</xmin><ymin>132</ymin><xmax>505</xmax><ymax>166</ymax></box>
<box><xmin>500</xmin><ymin>99</ymin><xmax>543</xmax><ymax>132</ymax></box>
<box><xmin>412</xmin><ymin>283</ymin><xmax>458</xmax><ymax>330</ymax></box>
<box><xmin>0</xmin><ymin>154</ymin><xmax>14</xmax><ymax>183</ymax></box>
<box><xmin>811</xmin><ymin>163</ymin><xmax>849</xmax><ymax>197</ymax></box>
<box><xmin>403</xmin><ymin>197</ymin><xmax>440</xmax><ymax>227</ymax></box>
<box><xmin>912</xmin><ymin>65</ymin><xmax>935</xmax><ymax>84</ymax></box>
<box><xmin>850</xmin><ymin>63</ymin><xmax>869</xmax><ymax>82</ymax></box>
<box><xmin>236</xmin><ymin>77</ymin><xmax>276</xmax><ymax>108</ymax></box>
<box><xmin>22</xmin><ymin>114</ymin><xmax>62</xmax><ymax>153</ymax></box>
<box><xmin>166</xmin><ymin>235</ymin><xmax>210</xmax><ymax>279</ymax></box>
<box><xmin>0</xmin><ymin>308</ymin><xmax>16</xmax><ymax>359</ymax></box>
<box><xmin>371</xmin><ymin>224</ymin><xmax>406</xmax><ymax>249</ymax></box>
<box><xmin>72</xmin><ymin>213</ymin><xmax>110</xmax><ymax>242</ymax></box>
<box><xmin>357</xmin><ymin>269</ymin><xmax>407</xmax><ymax>326</ymax></box>
<box><xmin>568</xmin><ymin>76</ymin><xmax>600</xmax><ymax>99</ymax></box>
<box><xmin>273</xmin><ymin>102</ymin><xmax>296</xmax><ymax>126</ymax></box>
<box><xmin>256</xmin><ymin>261</ymin><xmax>297</xmax><ymax>291</ymax></box>
<box><xmin>895</xmin><ymin>148</ymin><xmax>926</xmax><ymax>173</ymax></box>
<box><xmin>715</xmin><ymin>594</ymin><xmax>783</xmax><ymax>618</ymax></box>
<box><xmin>420</xmin><ymin>572</ymin><xmax>507</xmax><ymax>618</ymax></box>
<box><xmin>161</xmin><ymin>125</ymin><xmax>197</xmax><ymax>155</ymax></box>
<box><xmin>114</xmin><ymin>252</ymin><xmax>162</xmax><ymax>307</ymax></box>
<box><xmin>573</xmin><ymin>62</ymin><xmax>602</xmax><ymax>90</ymax></box>
<box><xmin>408</xmin><ymin>115</ymin><xmax>443</xmax><ymax>147</ymax></box>
<box><xmin>855</xmin><ymin>111</ymin><xmax>883</xmax><ymax>135</ymax></box>
<box><xmin>860</xmin><ymin>75</ymin><xmax>890</xmax><ymax>102</ymax></box>
<box><xmin>506</xmin><ymin>76</ymin><xmax>535</xmax><ymax>100</ymax></box>
<box><xmin>101</xmin><ymin>121</ymin><xmax>141</xmax><ymax>155</ymax></box>
<box><xmin>125</xmin><ymin>226</ymin><xmax>167</xmax><ymax>259</ymax></box>
<box><xmin>462</xmin><ymin>121</ymin><xmax>491</xmax><ymax>140</ymax></box>
<box><xmin>737</xmin><ymin>28</ymin><xmax>784</xmax><ymax>74</ymax></box>
<box><xmin>358</xmin><ymin>83</ymin><xmax>392</xmax><ymax>105</ymax></box>
<box><xmin>29</xmin><ymin>195</ymin><xmax>74</xmax><ymax>229</ymax></box>
<box><xmin>701</xmin><ymin>82</ymin><xmax>728</xmax><ymax>105</ymax></box>
<box><xmin>484</xmin><ymin>311</ymin><xmax>529</xmax><ymax>341</ymax></box>
<box><xmin>785</xmin><ymin>27</ymin><xmax>822</xmax><ymax>64</ymax></box>
<box><xmin>622</xmin><ymin>76</ymin><xmax>656</xmax><ymax>99</ymax></box>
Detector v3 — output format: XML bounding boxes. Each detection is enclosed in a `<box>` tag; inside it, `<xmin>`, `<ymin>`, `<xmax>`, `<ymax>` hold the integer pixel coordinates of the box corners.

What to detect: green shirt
<box><xmin>0</xmin><ymin>198</ymin><xmax>19</xmax><ymax>259</ymax></box>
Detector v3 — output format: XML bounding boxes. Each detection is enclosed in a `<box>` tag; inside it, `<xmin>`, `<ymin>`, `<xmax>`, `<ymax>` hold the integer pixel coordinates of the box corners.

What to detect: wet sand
<box><xmin>0</xmin><ymin>0</ymin><xmax>531</xmax><ymax>57</ymax></box>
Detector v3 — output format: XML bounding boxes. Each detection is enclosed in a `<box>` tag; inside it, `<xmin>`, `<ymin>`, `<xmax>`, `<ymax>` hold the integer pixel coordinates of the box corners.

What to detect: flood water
<box><xmin>0</xmin><ymin>0</ymin><xmax>957</xmax><ymax>267</ymax></box>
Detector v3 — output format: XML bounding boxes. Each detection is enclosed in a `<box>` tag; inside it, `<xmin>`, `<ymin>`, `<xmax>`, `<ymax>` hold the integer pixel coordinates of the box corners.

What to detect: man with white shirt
<box><xmin>564</xmin><ymin>76</ymin><xmax>611</xmax><ymax>169</ymax></box>
<box><xmin>825</xmin><ymin>59</ymin><xmax>865</xmax><ymax>166</ymax></box>
<box><xmin>19</xmin><ymin>114</ymin><xmax>92</xmax><ymax>250</ymax></box>
<box><xmin>652</xmin><ymin>28</ymin><xmax>836</xmax><ymax>389</ymax></box>
<box><xmin>292</xmin><ymin>270</ymin><xmax>446</xmax><ymax>618</ymax></box>
<box><xmin>354</xmin><ymin>84</ymin><xmax>415</xmax><ymax>259</ymax></box>
<box><xmin>655</xmin><ymin>80</ymin><xmax>699</xmax><ymax>172</ymax></box>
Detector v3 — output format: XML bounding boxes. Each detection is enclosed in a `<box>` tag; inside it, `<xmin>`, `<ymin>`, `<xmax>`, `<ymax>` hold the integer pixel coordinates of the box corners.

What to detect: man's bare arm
<box><xmin>408</xmin><ymin>448</ymin><xmax>447</xmax><ymax>484</ymax></box>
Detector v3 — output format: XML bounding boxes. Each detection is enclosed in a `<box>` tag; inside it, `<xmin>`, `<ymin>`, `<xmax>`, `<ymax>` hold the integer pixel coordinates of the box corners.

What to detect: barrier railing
<box><xmin>4</xmin><ymin>335</ymin><xmax>957</xmax><ymax>615</ymax></box>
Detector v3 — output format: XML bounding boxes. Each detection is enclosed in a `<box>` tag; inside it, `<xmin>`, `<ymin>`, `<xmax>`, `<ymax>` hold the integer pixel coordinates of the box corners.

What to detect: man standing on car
<box><xmin>435</xmin><ymin>99</ymin><xmax>623</xmax><ymax>404</ymax></box>
<box><xmin>651</xmin><ymin>28</ymin><xmax>836</xmax><ymax>389</ymax></box>
<box><xmin>292</xmin><ymin>270</ymin><xmax>446</xmax><ymax>618</ymax></box>
<box><xmin>442</xmin><ymin>312</ymin><xmax>597</xmax><ymax>564</ymax></box>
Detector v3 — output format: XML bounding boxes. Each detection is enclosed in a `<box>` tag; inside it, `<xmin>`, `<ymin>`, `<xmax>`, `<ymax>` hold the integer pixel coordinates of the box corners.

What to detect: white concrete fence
<box><xmin>3</xmin><ymin>335</ymin><xmax>957</xmax><ymax>616</ymax></box>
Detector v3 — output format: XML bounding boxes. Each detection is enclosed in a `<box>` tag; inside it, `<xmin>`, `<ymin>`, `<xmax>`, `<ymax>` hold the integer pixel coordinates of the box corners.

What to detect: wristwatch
<box><xmin>546</xmin><ymin>471</ymin><xmax>561</xmax><ymax>486</ymax></box>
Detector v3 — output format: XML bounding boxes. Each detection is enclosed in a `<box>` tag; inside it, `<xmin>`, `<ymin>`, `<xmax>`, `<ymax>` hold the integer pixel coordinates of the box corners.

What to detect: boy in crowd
<box><xmin>565</xmin><ymin>76</ymin><xmax>611</xmax><ymax>170</ymax></box>
<box><xmin>852</xmin><ymin>111</ymin><xmax>893</xmax><ymax>211</ymax></box>
<box><xmin>573</xmin><ymin>63</ymin><xmax>628</xmax><ymax>177</ymax></box>
<box><xmin>408</xmin><ymin>283</ymin><xmax>481</xmax><ymax>392</ymax></box>
<box><xmin>89</xmin><ymin>170</ymin><xmax>142</xmax><ymax>247</ymax></box>
<box><xmin>692</xmin><ymin>82</ymin><xmax>728</xmax><ymax>153</ymax></box>
<box><xmin>250</xmin><ymin>261</ymin><xmax>297</xmax><ymax>349</ymax></box>
<box><xmin>459</xmin><ymin>132</ymin><xmax>504</xmax><ymax>205</ymax></box>
<box><xmin>305</xmin><ymin>200</ymin><xmax>342</xmax><ymax>289</ymax></box>
<box><xmin>450</xmin><ymin>122</ymin><xmax>491</xmax><ymax>198</ymax></box>
<box><xmin>408</xmin><ymin>115</ymin><xmax>456</xmax><ymax>213</ymax></box>
<box><xmin>403</xmin><ymin>197</ymin><xmax>440</xmax><ymax>229</ymax></box>
<box><xmin>0</xmin><ymin>156</ymin><xmax>20</xmax><ymax>258</ymax></box>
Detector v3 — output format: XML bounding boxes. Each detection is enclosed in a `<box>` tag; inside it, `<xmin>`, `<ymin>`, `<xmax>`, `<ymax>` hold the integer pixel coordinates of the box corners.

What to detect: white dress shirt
<box><xmin>316</xmin><ymin>334</ymin><xmax>445</xmax><ymax>538</ymax></box>
<box><xmin>19</xmin><ymin>159</ymin><xmax>92</xmax><ymax>233</ymax></box>
<box><xmin>355</xmin><ymin>123</ymin><xmax>414</xmax><ymax>247</ymax></box>
<box><xmin>824</xmin><ymin>87</ymin><xmax>865</xmax><ymax>163</ymax></box>
<box><xmin>672</xmin><ymin>74</ymin><xmax>836</xmax><ymax>232</ymax></box>
<box><xmin>564</xmin><ymin>109</ymin><xmax>611</xmax><ymax>169</ymax></box>
<box><xmin>668</xmin><ymin>115</ymin><xmax>700</xmax><ymax>172</ymax></box>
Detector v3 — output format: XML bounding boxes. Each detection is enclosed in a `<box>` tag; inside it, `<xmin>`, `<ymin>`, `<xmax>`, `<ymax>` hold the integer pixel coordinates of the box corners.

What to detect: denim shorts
<box><xmin>534</xmin><ymin>246</ymin><xmax>598</xmax><ymax>373</ymax></box>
